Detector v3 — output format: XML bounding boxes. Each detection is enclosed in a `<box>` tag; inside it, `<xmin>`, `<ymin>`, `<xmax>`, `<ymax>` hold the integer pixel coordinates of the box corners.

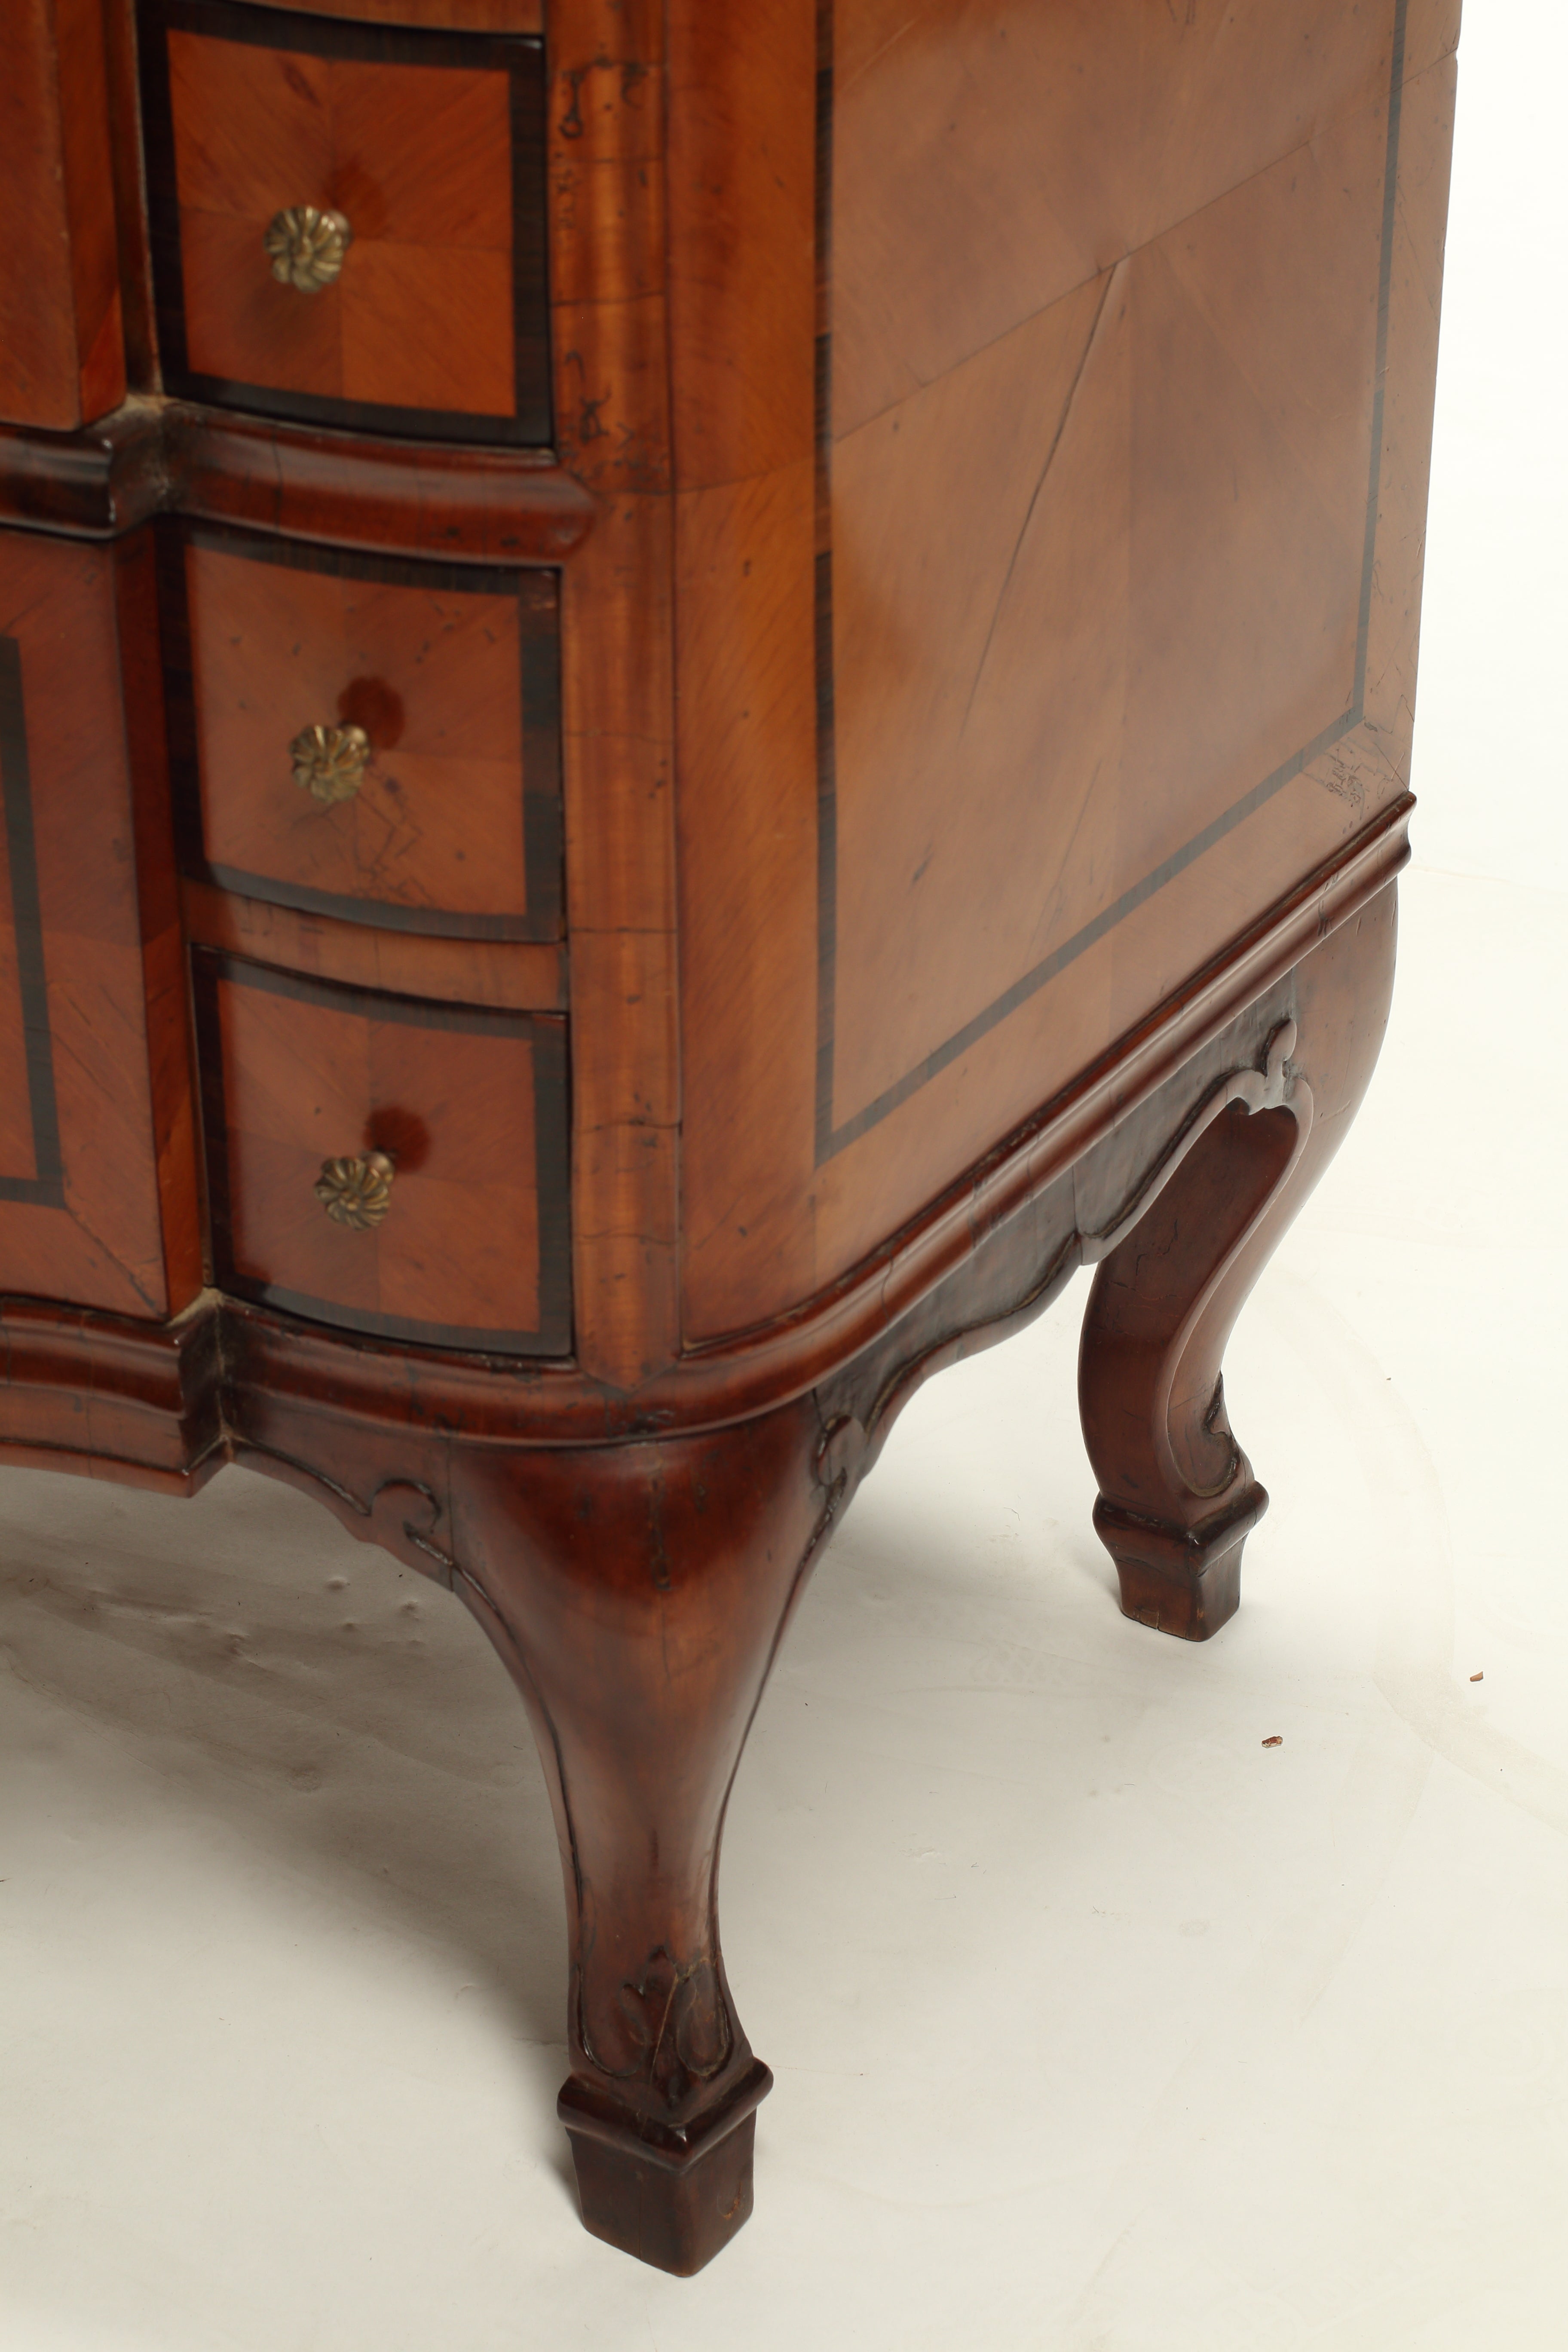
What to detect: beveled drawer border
<box><xmin>0</xmin><ymin>401</ymin><xmax>595</xmax><ymax>559</ymax></box>
<box><xmin>158</xmin><ymin>519</ymin><xmax>565</xmax><ymax>940</ymax></box>
<box><xmin>0</xmin><ymin>634</ymin><xmax>65</xmax><ymax>1207</ymax></box>
<box><xmin>136</xmin><ymin>0</ymin><xmax>551</xmax><ymax>445</ymax></box>
<box><xmin>191</xmin><ymin>946</ymin><xmax>573</xmax><ymax>1355</ymax></box>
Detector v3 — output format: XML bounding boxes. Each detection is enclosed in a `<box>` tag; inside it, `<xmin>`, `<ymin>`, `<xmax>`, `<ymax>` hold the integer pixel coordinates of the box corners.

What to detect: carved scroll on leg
<box><xmin>445</xmin><ymin>1397</ymin><xmax>835</xmax><ymax>2273</ymax></box>
<box><xmin>1078</xmin><ymin>886</ymin><xmax>1399</xmax><ymax>1640</ymax></box>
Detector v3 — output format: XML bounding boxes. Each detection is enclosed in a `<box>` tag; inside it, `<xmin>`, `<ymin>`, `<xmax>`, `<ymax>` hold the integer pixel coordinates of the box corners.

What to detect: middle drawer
<box><xmin>162</xmin><ymin>524</ymin><xmax>563</xmax><ymax>939</ymax></box>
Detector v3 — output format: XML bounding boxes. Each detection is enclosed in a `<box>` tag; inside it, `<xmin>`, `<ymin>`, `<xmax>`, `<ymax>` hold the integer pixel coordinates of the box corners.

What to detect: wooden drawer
<box><xmin>193</xmin><ymin>951</ymin><xmax>570</xmax><ymax>1353</ymax></box>
<box><xmin>138</xmin><ymin>0</ymin><xmax>548</xmax><ymax>443</ymax></box>
<box><xmin>163</xmin><ymin>526</ymin><xmax>562</xmax><ymax>939</ymax></box>
<box><xmin>0</xmin><ymin>526</ymin><xmax>197</xmax><ymax>1321</ymax></box>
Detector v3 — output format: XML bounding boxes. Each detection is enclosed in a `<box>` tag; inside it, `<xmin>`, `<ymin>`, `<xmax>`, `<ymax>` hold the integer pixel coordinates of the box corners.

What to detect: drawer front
<box><xmin>164</xmin><ymin>527</ymin><xmax>562</xmax><ymax>939</ymax></box>
<box><xmin>0</xmin><ymin>527</ymin><xmax>190</xmax><ymax>1321</ymax></box>
<box><xmin>138</xmin><ymin>0</ymin><xmax>548</xmax><ymax>443</ymax></box>
<box><xmin>194</xmin><ymin>952</ymin><xmax>570</xmax><ymax>1353</ymax></box>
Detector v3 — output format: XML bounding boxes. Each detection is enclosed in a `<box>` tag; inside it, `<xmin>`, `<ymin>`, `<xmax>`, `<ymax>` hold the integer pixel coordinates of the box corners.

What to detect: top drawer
<box><xmin>138</xmin><ymin>0</ymin><xmax>548</xmax><ymax>444</ymax></box>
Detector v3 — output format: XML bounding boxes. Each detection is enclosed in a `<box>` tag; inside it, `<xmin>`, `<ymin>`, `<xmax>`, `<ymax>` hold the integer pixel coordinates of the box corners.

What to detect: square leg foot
<box><xmin>1093</xmin><ymin>1483</ymin><xmax>1268</xmax><ymax>1641</ymax></box>
<box><xmin>559</xmin><ymin>2063</ymin><xmax>772</xmax><ymax>2274</ymax></box>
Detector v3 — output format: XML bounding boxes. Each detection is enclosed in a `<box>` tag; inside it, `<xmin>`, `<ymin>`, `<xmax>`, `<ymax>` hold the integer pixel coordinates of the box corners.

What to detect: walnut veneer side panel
<box><xmin>165</xmin><ymin>526</ymin><xmax>564</xmax><ymax>940</ymax></box>
<box><xmin>0</xmin><ymin>0</ymin><xmax>127</xmax><ymax>429</ymax></box>
<box><xmin>672</xmin><ymin>0</ymin><xmax>1458</xmax><ymax>1344</ymax></box>
<box><xmin>0</xmin><ymin>529</ymin><xmax>194</xmax><ymax>1318</ymax></box>
<box><xmin>138</xmin><ymin>0</ymin><xmax>550</xmax><ymax>444</ymax></box>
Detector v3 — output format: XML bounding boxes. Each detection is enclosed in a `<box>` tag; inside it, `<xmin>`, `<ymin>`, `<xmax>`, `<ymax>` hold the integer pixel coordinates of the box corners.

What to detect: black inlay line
<box><xmin>0</xmin><ymin>637</ymin><xmax>64</xmax><ymax>1208</ymax></box>
<box><xmin>205</xmin><ymin>950</ymin><xmax>551</xmax><ymax>1032</ymax></box>
<box><xmin>160</xmin><ymin>521</ymin><xmax>564</xmax><ymax>943</ymax></box>
<box><xmin>812</xmin><ymin>0</ymin><xmax>839</xmax><ymax>1169</ymax></box>
<box><xmin>236</xmin><ymin>1283</ymin><xmax>564</xmax><ymax>1359</ymax></box>
<box><xmin>1355</xmin><ymin>0</ymin><xmax>1409</xmax><ymax>713</ymax></box>
<box><xmin>183</xmin><ymin>523</ymin><xmax>559</xmax><ymax>605</ymax></box>
<box><xmin>138</xmin><ymin>0</ymin><xmax>551</xmax><ymax>447</ymax></box>
<box><xmin>191</xmin><ymin>947</ymin><xmax>573</xmax><ymax>1356</ymax></box>
<box><xmin>813</xmin><ymin>0</ymin><xmax>1411</xmax><ymax>1166</ymax></box>
<box><xmin>825</xmin><ymin>707</ymin><xmax>1359</xmax><ymax>1156</ymax></box>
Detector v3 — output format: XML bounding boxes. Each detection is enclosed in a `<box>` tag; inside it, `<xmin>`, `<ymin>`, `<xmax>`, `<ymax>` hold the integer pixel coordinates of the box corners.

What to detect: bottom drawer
<box><xmin>193</xmin><ymin>951</ymin><xmax>570</xmax><ymax>1353</ymax></box>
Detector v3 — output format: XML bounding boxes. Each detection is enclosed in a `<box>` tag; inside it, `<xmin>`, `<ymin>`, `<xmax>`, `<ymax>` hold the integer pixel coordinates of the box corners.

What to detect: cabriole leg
<box><xmin>1078</xmin><ymin>887</ymin><xmax>1398</xmax><ymax>1640</ymax></box>
<box><xmin>446</xmin><ymin>1397</ymin><xmax>834</xmax><ymax>2272</ymax></box>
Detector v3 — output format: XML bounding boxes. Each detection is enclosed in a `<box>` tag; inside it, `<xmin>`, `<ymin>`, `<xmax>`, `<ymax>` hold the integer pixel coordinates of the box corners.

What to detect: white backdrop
<box><xmin>2</xmin><ymin>6</ymin><xmax>1565</xmax><ymax>2346</ymax></box>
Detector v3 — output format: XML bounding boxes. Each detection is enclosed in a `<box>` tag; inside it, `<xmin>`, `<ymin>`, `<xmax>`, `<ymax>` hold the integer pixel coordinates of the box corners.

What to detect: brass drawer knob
<box><xmin>315</xmin><ymin>1151</ymin><xmax>395</xmax><ymax>1231</ymax></box>
<box><xmin>290</xmin><ymin>722</ymin><xmax>369</xmax><ymax>805</ymax></box>
<box><xmin>265</xmin><ymin>205</ymin><xmax>353</xmax><ymax>292</ymax></box>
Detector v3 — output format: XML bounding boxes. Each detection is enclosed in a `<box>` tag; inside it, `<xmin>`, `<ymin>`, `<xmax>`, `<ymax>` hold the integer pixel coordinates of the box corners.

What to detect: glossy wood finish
<box><xmin>167</xmin><ymin>527</ymin><xmax>563</xmax><ymax>936</ymax></box>
<box><xmin>0</xmin><ymin>900</ymin><xmax>1387</xmax><ymax>2266</ymax></box>
<box><xmin>230</xmin><ymin>0</ymin><xmax>542</xmax><ymax>28</ymax></box>
<box><xmin>0</xmin><ymin>0</ymin><xmax>125</xmax><ymax>430</ymax></box>
<box><xmin>0</xmin><ymin>401</ymin><xmax>592</xmax><ymax>558</ymax></box>
<box><xmin>0</xmin><ymin>0</ymin><xmax>1457</xmax><ymax>2280</ymax></box>
<box><xmin>0</xmin><ymin>526</ymin><xmax>198</xmax><ymax>1319</ymax></box>
<box><xmin>671</xmin><ymin>0</ymin><xmax>1458</xmax><ymax>1344</ymax></box>
<box><xmin>0</xmin><ymin>1295</ymin><xmax>221</xmax><ymax>1491</ymax></box>
<box><xmin>0</xmin><ymin>893</ymin><xmax>1369</xmax><ymax>1451</ymax></box>
<box><xmin>453</xmin><ymin>1404</ymin><xmax>829</xmax><ymax>2271</ymax></box>
<box><xmin>180</xmin><ymin>879</ymin><xmax>566</xmax><ymax>1010</ymax></box>
<box><xmin>193</xmin><ymin>952</ymin><xmax>569</xmax><ymax>1351</ymax></box>
<box><xmin>549</xmin><ymin>0</ymin><xmax>683</xmax><ymax>1391</ymax></box>
<box><xmin>187</xmin><ymin>803</ymin><xmax>1416</xmax><ymax>1443</ymax></box>
<box><xmin>1081</xmin><ymin>889</ymin><xmax>1397</xmax><ymax>1638</ymax></box>
<box><xmin>140</xmin><ymin>0</ymin><xmax>549</xmax><ymax>441</ymax></box>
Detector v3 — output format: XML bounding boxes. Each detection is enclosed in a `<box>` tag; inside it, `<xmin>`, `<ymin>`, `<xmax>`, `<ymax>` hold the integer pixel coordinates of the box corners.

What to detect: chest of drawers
<box><xmin>0</xmin><ymin>0</ymin><xmax>1457</xmax><ymax>2274</ymax></box>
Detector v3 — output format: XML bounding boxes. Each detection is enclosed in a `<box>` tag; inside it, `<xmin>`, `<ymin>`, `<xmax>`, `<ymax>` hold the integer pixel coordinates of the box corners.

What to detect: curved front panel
<box><xmin>193</xmin><ymin>951</ymin><xmax>571</xmax><ymax>1353</ymax></box>
<box><xmin>162</xmin><ymin>524</ymin><xmax>564</xmax><ymax>939</ymax></box>
<box><xmin>138</xmin><ymin>0</ymin><xmax>550</xmax><ymax>444</ymax></box>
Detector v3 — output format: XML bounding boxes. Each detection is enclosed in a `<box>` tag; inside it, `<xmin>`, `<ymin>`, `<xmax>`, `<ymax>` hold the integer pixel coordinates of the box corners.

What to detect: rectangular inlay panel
<box><xmin>164</xmin><ymin>526</ymin><xmax>563</xmax><ymax>939</ymax></box>
<box><xmin>0</xmin><ymin>530</ymin><xmax>180</xmax><ymax>1318</ymax></box>
<box><xmin>669</xmin><ymin>0</ymin><xmax>1455</xmax><ymax>1341</ymax></box>
<box><xmin>138</xmin><ymin>0</ymin><xmax>549</xmax><ymax>443</ymax></box>
<box><xmin>194</xmin><ymin>952</ymin><xmax>571</xmax><ymax>1352</ymax></box>
<box><xmin>818</xmin><ymin>0</ymin><xmax>1403</xmax><ymax>1152</ymax></box>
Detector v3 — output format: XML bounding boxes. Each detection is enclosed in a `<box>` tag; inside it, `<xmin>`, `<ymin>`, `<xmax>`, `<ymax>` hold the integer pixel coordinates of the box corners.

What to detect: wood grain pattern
<box><xmin>0</xmin><ymin>2</ymin><xmax>1461</xmax><ymax>2277</ymax></box>
<box><xmin>115</xmin><ymin>530</ymin><xmax>205</xmax><ymax>1311</ymax></box>
<box><xmin>829</xmin><ymin>82</ymin><xmax>1389</xmax><ymax>1121</ymax></box>
<box><xmin>181</xmin><ymin>879</ymin><xmax>567</xmax><ymax>1010</ymax></box>
<box><xmin>141</xmin><ymin>0</ymin><xmax>548</xmax><ymax>441</ymax></box>
<box><xmin>176</xmin><ymin>895</ymin><xmax>1399</xmax><ymax>2269</ymax></box>
<box><xmin>551</xmin><ymin>0</ymin><xmax>682</xmax><ymax>1390</ymax></box>
<box><xmin>451</xmin><ymin>1404</ymin><xmax>827</xmax><ymax>2270</ymax></box>
<box><xmin>1080</xmin><ymin>888</ymin><xmax>1397</xmax><ymax>1638</ymax></box>
<box><xmin>671</xmin><ymin>0</ymin><xmax>1457</xmax><ymax>1346</ymax></box>
<box><xmin>195</xmin><ymin>953</ymin><xmax>570</xmax><ymax>1351</ymax></box>
<box><xmin>0</xmin><ymin>1296</ymin><xmax>221</xmax><ymax>1491</ymax></box>
<box><xmin>0</xmin><ymin>400</ymin><xmax>594</xmax><ymax>556</ymax></box>
<box><xmin>0</xmin><ymin>527</ymin><xmax>193</xmax><ymax>1320</ymax></box>
<box><xmin>0</xmin><ymin>0</ymin><xmax>126</xmax><ymax>429</ymax></box>
<box><xmin>170</xmin><ymin>527</ymin><xmax>563</xmax><ymax>938</ymax></box>
<box><xmin>228</xmin><ymin>0</ymin><xmax>542</xmax><ymax>25</ymax></box>
<box><xmin>200</xmin><ymin>814</ymin><xmax>1404</xmax><ymax>1449</ymax></box>
<box><xmin>665</xmin><ymin>0</ymin><xmax>818</xmax><ymax>1347</ymax></box>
